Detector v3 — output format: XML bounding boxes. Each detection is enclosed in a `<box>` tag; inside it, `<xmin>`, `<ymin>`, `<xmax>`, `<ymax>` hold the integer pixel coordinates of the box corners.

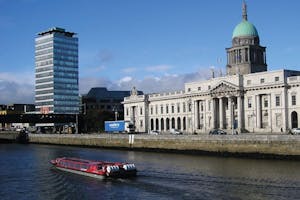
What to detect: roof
<box><xmin>38</xmin><ymin>27</ymin><xmax>76</xmax><ymax>37</ymax></box>
<box><xmin>84</xmin><ymin>87</ymin><xmax>143</xmax><ymax>100</ymax></box>
<box><xmin>232</xmin><ymin>20</ymin><xmax>259</xmax><ymax>38</ymax></box>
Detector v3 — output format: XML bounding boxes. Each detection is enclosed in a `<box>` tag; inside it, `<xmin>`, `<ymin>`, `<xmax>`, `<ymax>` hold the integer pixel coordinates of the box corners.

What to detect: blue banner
<box><xmin>105</xmin><ymin>121</ymin><xmax>125</xmax><ymax>132</ymax></box>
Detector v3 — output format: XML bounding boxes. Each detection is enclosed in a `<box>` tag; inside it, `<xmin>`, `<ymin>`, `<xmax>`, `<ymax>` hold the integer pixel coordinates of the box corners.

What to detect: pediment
<box><xmin>210</xmin><ymin>81</ymin><xmax>240</xmax><ymax>96</ymax></box>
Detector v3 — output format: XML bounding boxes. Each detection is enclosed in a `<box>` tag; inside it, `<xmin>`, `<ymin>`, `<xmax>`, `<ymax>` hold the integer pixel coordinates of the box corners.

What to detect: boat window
<box><xmin>81</xmin><ymin>164</ymin><xmax>88</xmax><ymax>170</ymax></box>
<box><xmin>97</xmin><ymin>165</ymin><xmax>102</xmax><ymax>170</ymax></box>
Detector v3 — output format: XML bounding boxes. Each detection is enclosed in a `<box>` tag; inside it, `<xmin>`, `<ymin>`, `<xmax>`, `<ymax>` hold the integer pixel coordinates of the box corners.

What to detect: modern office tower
<box><xmin>35</xmin><ymin>27</ymin><xmax>79</xmax><ymax>114</ymax></box>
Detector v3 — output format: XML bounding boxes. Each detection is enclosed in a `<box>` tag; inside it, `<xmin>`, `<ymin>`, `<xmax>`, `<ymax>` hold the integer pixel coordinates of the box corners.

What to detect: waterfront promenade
<box><xmin>1</xmin><ymin>132</ymin><xmax>299</xmax><ymax>158</ymax></box>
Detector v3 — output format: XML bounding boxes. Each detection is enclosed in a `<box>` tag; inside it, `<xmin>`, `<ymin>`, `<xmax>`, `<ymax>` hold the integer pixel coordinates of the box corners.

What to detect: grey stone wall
<box><xmin>27</xmin><ymin>134</ymin><xmax>300</xmax><ymax>157</ymax></box>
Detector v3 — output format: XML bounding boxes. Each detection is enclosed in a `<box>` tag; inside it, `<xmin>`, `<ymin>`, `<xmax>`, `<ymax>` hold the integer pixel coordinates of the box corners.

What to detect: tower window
<box><xmin>248</xmin><ymin>98</ymin><xmax>252</xmax><ymax>108</ymax></box>
<box><xmin>292</xmin><ymin>95</ymin><xmax>296</xmax><ymax>106</ymax></box>
<box><xmin>275</xmin><ymin>96</ymin><xmax>280</xmax><ymax>106</ymax></box>
<box><xmin>260</xmin><ymin>78</ymin><xmax>265</xmax><ymax>83</ymax></box>
<box><xmin>275</xmin><ymin>76</ymin><xmax>279</xmax><ymax>82</ymax></box>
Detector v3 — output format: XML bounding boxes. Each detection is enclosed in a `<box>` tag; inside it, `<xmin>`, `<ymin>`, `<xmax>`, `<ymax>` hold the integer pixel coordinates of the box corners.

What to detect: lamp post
<box><xmin>75</xmin><ymin>103</ymin><xmax>86</xmax><ymax>134</ymax></box>
<box><xmin>231</xmin><ymin>101</ymin><xmax>235</xmax><ymax>135</ymax></box>
<box><xmin>251</xmin><ymin>111</ymin><xmax>255</xmax><ymax>133</ymax></box>
<box><xmin>112</xmin><ymin>106</ymin><xmax>118</xmax><ymax>121</ymax></box>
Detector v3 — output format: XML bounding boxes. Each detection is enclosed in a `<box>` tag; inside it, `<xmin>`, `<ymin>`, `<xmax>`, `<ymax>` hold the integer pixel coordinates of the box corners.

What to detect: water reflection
<box><xmin>0</xmin><ymin>144</ymin><xmax>299</xmax><ymax>200</ymax></box>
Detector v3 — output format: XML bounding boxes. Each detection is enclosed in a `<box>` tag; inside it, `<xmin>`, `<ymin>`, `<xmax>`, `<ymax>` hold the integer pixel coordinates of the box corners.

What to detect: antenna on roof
<box><xmin>210</xmin><ymin>66</ymin><xmax>215</xmax><ymax>78</ymax></box>
<box><xmin>242</xmin><ymin>0</ymin><xmax>248</xmax><ymax>21</ymax></box>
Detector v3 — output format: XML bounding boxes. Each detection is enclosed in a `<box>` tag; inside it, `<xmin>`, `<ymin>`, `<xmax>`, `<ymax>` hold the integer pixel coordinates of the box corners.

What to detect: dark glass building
<box><xmin>35</xmin><ymin>27</ymin><xmax>79</xmax><ymax>114</ymax></box>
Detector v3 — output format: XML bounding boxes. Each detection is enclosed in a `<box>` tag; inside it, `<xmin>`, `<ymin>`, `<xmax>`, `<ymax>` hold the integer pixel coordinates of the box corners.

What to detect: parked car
<box><xmin>209</xmin><ymin>129</ymin><xmax>227</xmax><ymax>135</ymax></box>
<box><xmin>170</xmin><ymin>129</ymin><xmax>182</xmax><ymax>135</ymax></box>
<box><xmin>149</xmin><ymin>130</ymin><xmax>160</xmax><ymax>135</ymax></box>
<box><xmin>291</xmin><ymin>128</ymin><xmax>300</xmax><ymax>135</ymax></box>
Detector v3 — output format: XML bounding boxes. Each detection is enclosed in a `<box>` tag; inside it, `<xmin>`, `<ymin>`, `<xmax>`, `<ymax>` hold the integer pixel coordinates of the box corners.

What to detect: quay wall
<box><xmin>27</xmin><ymin>134</ymin><xmax>300</xmax><ymax>157</ymax></box>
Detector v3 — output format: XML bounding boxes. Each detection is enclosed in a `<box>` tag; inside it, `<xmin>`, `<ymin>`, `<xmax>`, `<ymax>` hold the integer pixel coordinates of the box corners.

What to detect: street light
<box><xmin>75</xmin><ymin>103</ymin><xmax>86</xmax><ymax>134</ymax></box>
<box><xmin>231</xmin><ymin>101</ymin><xmax>234</xmax><ymax>135</ymax></box>
<box><xmin>112</xmin><ymin>106</ymin><xmax>118</xmax><ymax>121</ymax></box>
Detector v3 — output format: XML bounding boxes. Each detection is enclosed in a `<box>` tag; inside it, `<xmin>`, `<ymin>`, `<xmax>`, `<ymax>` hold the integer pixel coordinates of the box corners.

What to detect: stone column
<box><xmin>237</xmin><ymin>96</ymin><xmax>242</xmax><ymax>130</ymax></box>
<box><xmin>204</xmin><ymin>100</ymin><xmax>207</xmax><ymax>131</ymax></box>
<box><xmin>228</xmin><ymin>97</ymin><xmax>232</xmax><ymax>129</ymax></box>
<box><xmin>219</xmin><ymin>97</ymin><xmax>224</xmax><ymax>129</ymax></box>
<box><xmin>256</xmin><ymin>95</ymin><xmax>261</xmax><ymax>129</ymax></box>
<box><xmin>195</xmin><ymin>100</ymin><xmax>199</xmax><ymax>130</ymax></box>
<box><xmin>268</xmin><ymin>94</ymin><xmax>272</xmax><ymax>131</ymax></box>
<box><xmin>282</xmin><ymin>88</ymin><xmax>287</xmax><ymax>131</ymax></box>
<box><xmin>211</xmin><ymin>98</ymin><xmax>215</xmax><ymax>129</ymax></box>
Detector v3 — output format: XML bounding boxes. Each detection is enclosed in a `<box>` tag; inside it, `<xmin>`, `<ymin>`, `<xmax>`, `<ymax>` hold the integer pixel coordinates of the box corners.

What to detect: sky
<box><xmin>0</xmin><ymin>0</ymin><xmax>300</xmax><ymax>104</ymax></box>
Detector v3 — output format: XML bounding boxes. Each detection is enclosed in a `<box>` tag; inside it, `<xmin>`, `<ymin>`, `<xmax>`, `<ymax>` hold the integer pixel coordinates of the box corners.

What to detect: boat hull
<box><xmin>54</xmin><ymin>166</ymin><xmax>106</xmax><ymax>179</ymax></box>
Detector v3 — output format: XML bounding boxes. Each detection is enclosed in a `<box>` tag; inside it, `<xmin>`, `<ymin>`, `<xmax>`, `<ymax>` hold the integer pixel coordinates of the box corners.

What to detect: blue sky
<box><xmin>0</xmin><ymin>0</ymin><xmax>300</xmax><ymax>103</ymax></box>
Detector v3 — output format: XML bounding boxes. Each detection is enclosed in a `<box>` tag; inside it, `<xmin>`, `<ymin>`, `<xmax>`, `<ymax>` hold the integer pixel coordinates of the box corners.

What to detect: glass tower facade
<box><xmin>35</xmin><ymin>27</ymin><xmax>79</xmax><ymax>114</ymax></box>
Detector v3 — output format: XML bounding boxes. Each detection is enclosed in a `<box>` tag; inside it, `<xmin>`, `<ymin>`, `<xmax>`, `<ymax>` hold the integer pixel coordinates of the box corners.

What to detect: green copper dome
<box><xmin>232</xmin><ymin>20</ymin><xmax>258</xmax><ymax>38</ymax></box>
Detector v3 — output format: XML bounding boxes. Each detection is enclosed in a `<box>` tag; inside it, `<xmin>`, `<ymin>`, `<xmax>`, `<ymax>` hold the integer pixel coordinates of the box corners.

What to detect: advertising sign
<box><xmin>105</xmin><ymin>121</ymin><xmax>125</xmax><ymax>132</ymax></box>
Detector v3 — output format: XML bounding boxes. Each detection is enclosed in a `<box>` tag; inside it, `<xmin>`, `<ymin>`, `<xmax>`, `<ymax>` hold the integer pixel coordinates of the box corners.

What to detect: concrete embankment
<box><xmin>0</xmin><ymin>131</ymin><xmax>18</xmax><ymax>141</ymax></box>
<box><xmin>26</xmin><ymin>133</ymin><xmax>300</xmax><ymax>159</ymax></box>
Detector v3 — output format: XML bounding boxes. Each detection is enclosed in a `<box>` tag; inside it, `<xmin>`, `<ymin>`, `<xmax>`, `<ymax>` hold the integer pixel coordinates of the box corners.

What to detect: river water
<box><xmin>0</xmin><ymin>143</ymin><xmax>299</xmax><ymax>200</ymax></box>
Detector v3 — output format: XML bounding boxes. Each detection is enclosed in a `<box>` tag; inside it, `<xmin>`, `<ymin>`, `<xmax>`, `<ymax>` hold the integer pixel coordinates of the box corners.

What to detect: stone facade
<box><xmin>123</xmin><ymin>3</ymin><xmax>300</xmax><ymax>134</ymax></box>
<box><xmin>123</xmin><ymin>70</ymin><xmax>300</xmax><ymax>134</ymax></box>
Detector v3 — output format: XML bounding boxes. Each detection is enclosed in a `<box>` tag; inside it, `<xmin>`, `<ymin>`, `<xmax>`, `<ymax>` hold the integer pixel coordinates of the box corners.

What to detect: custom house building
<box><xmin>123</xmin><ymin>3</ymin><xmax>300</xmax><ymax>134</ymax></box>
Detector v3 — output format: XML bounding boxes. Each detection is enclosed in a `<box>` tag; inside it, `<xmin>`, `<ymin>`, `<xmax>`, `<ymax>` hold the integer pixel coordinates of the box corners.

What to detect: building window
<box><xmin>140</xmin><ymin>107</ymin><xmax>143</xmax><ymax>115</ymax></box>
<box><xmin>183</xmin><ymin>103</ymin><xmax>186</xmax><ymax>112</ymax></box>
<box><xmin>160</xmin><ymin>105</ymin><xmax>163</xmax><ymax>114</ymax></box>
<box><xmin>260</xmin><ymin>78</ymin><xmax>265</xmax><ymax>83</ymax></box>
<box><xmin>171</xmin><ymin>104</ymin><xmax>174</xmax><ymax>113</ymax></box>
<box><xmin>275</xmin><ymin>76</ymin><xmax>279</xmax><ymax>82</ymax></box>
<box><xmin>292</xmin><ymin>95</ymin><xmax>296</xmax><ymax>106</ymax></box>
<box><xmin>275</xmin><ymin>96</ymin><xmax>280</xmax><ymax>106</ymax></box>
<box><xmin>198</xmin><ymin>87</ymin><xmax>201</xmax><ymax>91</ymax></box>
<box><xmin>126</xmin><ymin>108</ymin><xmax>129</xmax><ymax>116</ymax></box>
<box><xmin>188</xmin><ymin>88</ymin><xmax>191</xmax><ymax>92</ymax></box>
<box><xmin>177</xmin><ymin>103</ymin><xmax>180</xmax><ymax>113</ymax></box>
<box><xmin>248</xmin><ymin>98</ymin><xmax>252</xmax><ymax>108</ymax></box>
<box><xmin>188</xmin><ymin>103</ymin><xmax>192</xmax><ymax>112</ymax></box>
<box><xmin>150</xmin><ymin>106</ymin><xmax>153</xmax><ymax>115</ymax></box>
<box><xmin>208</xmin><ymin>85</ymin><xmax>211</xmax><ymax>90</ymax></box>
<box><xmin>140</xmin><ymin>120</ymin><xmax>143</xmax><ymax>128</ymax></box>
<box><xmin>166</xmin><ymin>105</ymin><xmax>169</xmax><ymax>114</ymax></box>
<box><xmin>264</xmin><ymin>98</ymin><xmax>268</xmax><ymax>107</ymax></box>
<box><xmin>155</xmin><ymin>105</ymin><xmax>158</xmax><ymax>115</ymax></box>
<box><xmin>208</xmin><ymin>100</ymin><xmax>211</xmax><ymax>111</ymax></box>
<box><xmin>200</xmin><ymin>102</ymin><xmax>203</xmax><ymax>111</ymax></box>
<box><xmin>247</xmin><ymin>80</ymin><xmax>251</xmax><ymax>85</ymax></box>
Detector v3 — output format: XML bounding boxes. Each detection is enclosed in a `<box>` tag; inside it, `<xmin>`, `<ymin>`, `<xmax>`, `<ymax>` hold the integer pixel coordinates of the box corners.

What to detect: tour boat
<box><xmin>50</xmin><ymin>157</ymin><xmax>137</xmax><ymax>179</ymax></box>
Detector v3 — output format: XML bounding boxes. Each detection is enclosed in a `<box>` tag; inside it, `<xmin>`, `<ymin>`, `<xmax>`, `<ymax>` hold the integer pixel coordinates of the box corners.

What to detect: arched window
<box><xmin>166</xmin><ymin>118</ymin><xmax>170</xmax><ymax>130</ymax></box>
<box><xmin>161</xmin><ymin>118</ymin><xmax>164</xmax><ymax>131</ymax></box>
<box><xmin>171</xmin><ymin>118</ymin><xmax>175</xmax><ymax>129</ymax></box>
<box><xmin>155</xmin><ymin>118</ymin><xmax>159</xmax><ymax>130</ymax></box>
<box><xmin>177</xmin><ymin>117</ymin><xmax>181</xmax><ymax>130</ymax></box>
<box><xmin>150</xmin><ymin>119</ymin><xmax>154</xmax><ymax>131</ymax></box>
<box><xmin>291</xmin><ymin>111</ymin><xmax>298</xmax><ymax>129</ymax></box>
<box><xmin>183</xmin><ymin>117</ymin><xmax>186</xmax><ymax>130</ymax></box>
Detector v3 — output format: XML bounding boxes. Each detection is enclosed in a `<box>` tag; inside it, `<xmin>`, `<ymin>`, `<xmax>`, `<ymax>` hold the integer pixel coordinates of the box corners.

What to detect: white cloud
<box><xmin>110</xmin><ymin>68</ymin><xmax>213</xmax><ymax>93</ymax></box>
<box><xmin>0</xmin><ymin>72</ymin><xmax>34</xmax><ymax>104</ymax></box>
<box><xmin>119</xmin><ymin>76</ymin><xmax>132</xmax><ymax>83</ymax></box>
<box><xmin>0</xmin><ymin>66</ymin><xmax>216</xmax><ymax>104</ymax></box>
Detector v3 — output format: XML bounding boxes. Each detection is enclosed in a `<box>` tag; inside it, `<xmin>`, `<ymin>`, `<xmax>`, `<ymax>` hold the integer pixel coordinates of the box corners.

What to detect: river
<box><xmin>0</xmin><ymin>143</ymin><xmax>299</xmax><ymax>200</ymax></box>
